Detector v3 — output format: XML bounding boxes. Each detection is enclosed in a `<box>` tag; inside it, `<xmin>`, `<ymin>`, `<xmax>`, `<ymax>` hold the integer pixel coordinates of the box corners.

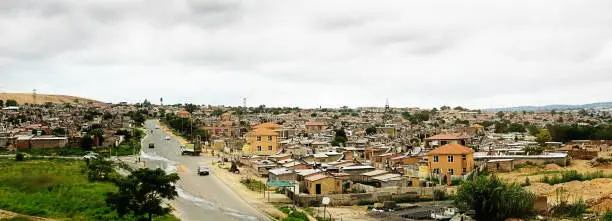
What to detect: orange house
<box><xmin>426</xmin><ymin>143</ymin><xmax>474</xmax><ymax>176</ymax></box>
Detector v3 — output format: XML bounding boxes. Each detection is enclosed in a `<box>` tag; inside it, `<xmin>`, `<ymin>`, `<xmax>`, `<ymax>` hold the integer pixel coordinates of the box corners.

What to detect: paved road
<box><xmin>141</xmin><ymin>120</ymin><xmax>268</xmax><ymax>221</ymax></box>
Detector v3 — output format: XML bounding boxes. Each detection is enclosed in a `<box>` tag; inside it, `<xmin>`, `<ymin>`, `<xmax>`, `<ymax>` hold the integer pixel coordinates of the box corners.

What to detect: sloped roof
<box><xmin>426</xmin><ymin>143</ymin><xmax>474</xmax><ymax>155</ymax></box>
<box><xmin>254</xmin><ymin>122</ymin><xmax>282</xmax><ymax>129</ymax></box>
<box><xmin>251</xmin><ymin>128</ymin><xmax>277</xmax><ymax>136</ymax></box>
<box><xmin>425</xmin><ymin>134</ymin><xmax>466</xmax><ymax>140</ymax></box>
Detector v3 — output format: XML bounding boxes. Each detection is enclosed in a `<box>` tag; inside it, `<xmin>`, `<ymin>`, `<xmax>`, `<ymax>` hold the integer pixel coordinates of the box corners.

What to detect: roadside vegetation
<box><xmin>540</xmin><ymin>170</ymin><xmax>612</xmax><ymax>185</ymax></box>
<box><xmin>454</xmin><ymin>174</ymin><xmax>535</xmax><ymax>221</ymax></box>
<box><xmin>0</xmin><ymin>158</ymin><xmax>178</xmax><ymax>221</ymax></box>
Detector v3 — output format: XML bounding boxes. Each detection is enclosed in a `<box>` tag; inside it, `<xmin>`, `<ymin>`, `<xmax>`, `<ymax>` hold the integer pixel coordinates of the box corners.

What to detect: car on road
<box><xmin>148</xmin><ymin>143</ymin><xmax>155</xmax><ymax>148</ymax></box>
<box><xmin>197</xmin><ymin>166</ymin><xmax>210</xmax><ymax>176</ymax></box>
<box><xmin>83</xmin><ymin>152</ymin><xmax>99</xmax><ymax>160</ymax></box>
<box><xmin>155</xmin><ymin>125</ymin><xmax>160</xmax><ymax>129</ymax></box>
<box><xmin>165</xmin><ymin>136</ymin><xmax>171</xmax><ymax>140</ymax></box>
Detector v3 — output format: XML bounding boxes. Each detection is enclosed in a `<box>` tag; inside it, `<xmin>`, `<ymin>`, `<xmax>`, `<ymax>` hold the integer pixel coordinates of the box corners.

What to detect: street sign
<box><xmin>322</xmin><ymin>197</ymin><xmax>330</xmax><ymax>205</ymax></box>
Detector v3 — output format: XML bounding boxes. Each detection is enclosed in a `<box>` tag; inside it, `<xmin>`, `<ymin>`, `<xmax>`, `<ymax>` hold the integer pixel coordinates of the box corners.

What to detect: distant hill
<box><xmin>0</xmin><ymin>93</ymin><xmax>106</xmax><ymax>106</ymax></box>
<box><xmin>484</xmin><ymin>102</ymin><xmax>612</xmax><ymax>112</ymax></box>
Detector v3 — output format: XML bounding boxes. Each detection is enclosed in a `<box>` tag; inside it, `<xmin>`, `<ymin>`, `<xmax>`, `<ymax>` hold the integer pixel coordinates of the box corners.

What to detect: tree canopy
<box><xmin>106</xmin><ymin>168</ymin><xmax>179</xmax><ymax>221</ymax></box>
<box><xmin>80</xmin><ymin>135</ymin><xmax>94</xmax><ymax>150</ymax></box>
<box><xmin>365</xmin><ymin>126</ymin><xmax>377</xmax><ymax>135</ymax></box>
<box><xmin>5</xmin><ymin>99</ymin><xmax>17</xmax><ymax>107</ymax></box>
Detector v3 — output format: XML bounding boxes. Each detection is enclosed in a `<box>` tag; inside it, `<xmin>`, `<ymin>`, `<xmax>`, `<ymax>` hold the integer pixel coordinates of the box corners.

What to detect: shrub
<box><xmin>540</xmin><ymin>170</ymin><xmax>612</xmax><ymax>185</ymax></box>
<box><xmin>551</xmin><ymin>199</ymin><xmax>588</xmax><ymax>218</ymax></box>
<box><xmin>15</xmin><ymin>153</ymin><xmax>24</xmax><ymax>161</ymax></box>
<box><xmin>433</xmin><ymin>189</ymin><xmax>446</xmax><ymax>201</ymax></box>
<box><xmin>357</xmin><ymin>200</ymin><xmax>375</xmax><ymax>206</ymax></box>
<box><xmin>454</xmin><ymin>175</ymin><xmax>535</xmax><ymax>221</ymax></box>
<box><xmin>602</xmin><ymin>210</ymin><xmax>612</xmax><ymax>221</ymax></box>
<box><xmin>279</xmin><ymin>206</ymin><xmax>292</xmax><ymax>214</ymax></box>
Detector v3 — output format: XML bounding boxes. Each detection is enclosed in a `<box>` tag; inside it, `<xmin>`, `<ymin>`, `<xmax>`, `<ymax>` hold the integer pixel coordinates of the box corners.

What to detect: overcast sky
<box><xmin>1</xmin><ymin>0</ymin><xmax>611</xmax><ymax>109</ymax></box>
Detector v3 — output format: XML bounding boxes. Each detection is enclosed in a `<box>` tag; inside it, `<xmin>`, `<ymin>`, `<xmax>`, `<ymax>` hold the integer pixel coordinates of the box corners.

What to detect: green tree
<box><xmin>106</xmin><ymin>168</ymin><xmax>179</xmax><ymax>221</ymax></box>
<box><xmin>87</xmin><ymin>158</ymin><xmax>115</xmax><ymax>182</ymax></box>
<box><xmin>0</xmin><ymin>99</ymin><xmax>3</xmax><ymax>107</ymax></box>
<box><xmin>88</xmin><ymin>128</ymin><xmax>105</xmax><ymax>146</ymax></box>
<box><xmin>440</xmin><ymin>105</ymin><xmax>450</xmax><ymax>110</ymax></box>
<box><xmin>143</xmin><ymin>99</ymin><xmax>152</xmax><ymax>107</ymax></box>
<box><xmin>80</xmin><ymin>135</ymin><xmax>94</xmax><ymax>150</ymax></box>
<box><xmin>496</xmin><ymin>111</ymin><xmax>505</xmax><ymax>119</ymax></box>
<box><xmin>455</xmin><ymin>175</ymin><xmax>535</xmax><ymax>221</ymax></box>
<box><xmin>185</xmin><ymin>103</ymin><xmax>198</xmax><ymax>113</ymax></box>
<box><xmin>331</xmin><ymin>128</ymin><xmax>348</xmax><ymax>147</ymax></box>
<box><xmin>507</xmin><ymin>123</ymin><xmax>526</xmax><ymax>133</ymax></box>
<box><xmin>102</xmin><ymin>111</ymin><xmax>113</xmax><ymax>120</ymax></box>
<box><xmin>52</xmin><ymin>128</ymin><xmax>66</xmax><ymax>137</ymax></box>
<box><xmin>365</xmin><ymin>126</ymin><xmax>377</xmax><ymax>135</ymax></box>
<box><xmin>6</xmin><ymin>99</ymin><xmax>18</xmax><ymax>107</ymax></box>
<box><xmin>536</xmin><ymin>130</ymin><xmax>552</xmax><ymax>146</ymax></box>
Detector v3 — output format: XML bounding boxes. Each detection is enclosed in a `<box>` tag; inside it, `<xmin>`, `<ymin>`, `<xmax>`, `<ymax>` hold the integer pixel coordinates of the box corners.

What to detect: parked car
<box><xmin>149</xmin><ymin>143</ymin><xmax>155</xmax><ymax>148</ymax></box>
<box><xmin>197</xmin><ymin>166</ymin><xmax>210</xmax><ymax>176</ymax></box>
<box><xmin>165</xmin><ymin>136</ymin><xmax>171</xmax><ymax>140</ymax></box>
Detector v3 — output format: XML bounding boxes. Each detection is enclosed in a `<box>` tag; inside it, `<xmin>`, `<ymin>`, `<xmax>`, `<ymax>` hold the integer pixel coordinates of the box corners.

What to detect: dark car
<box><xmin>148</xmin><ymin>143</ymin><xmax>155</xmax><ymax>148</ymax></box>
<box><xmin>197</xmin><ymin>166</ymin><xmax>210</xmax><ymax>176</ymax></box>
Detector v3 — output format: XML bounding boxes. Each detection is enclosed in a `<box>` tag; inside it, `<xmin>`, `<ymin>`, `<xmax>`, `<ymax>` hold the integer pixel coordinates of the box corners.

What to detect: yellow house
<box><xmin>243</xmin><ymin>128</ymin><xmax>279</xmax><ymax>155</ymax></box>
<box><xmin>304</xmin><ymin>174</ymin><xmax>343</xmax><ymax>195</ymax></box>
<box><xmin>426</xmin><ymin>143</ymin><xmax>475</xmax><ymax>176</ymax></box>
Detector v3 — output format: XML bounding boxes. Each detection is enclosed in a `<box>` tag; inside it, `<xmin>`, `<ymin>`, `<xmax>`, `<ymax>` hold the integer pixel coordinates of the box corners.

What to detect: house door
<box><xmin>315</xmin><ymin>184</ymin><xmax>322</xmax><ymax>195</ymax></box>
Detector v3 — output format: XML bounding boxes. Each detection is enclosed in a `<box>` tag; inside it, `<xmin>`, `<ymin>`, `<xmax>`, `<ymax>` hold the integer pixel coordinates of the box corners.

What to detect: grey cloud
<box><xmin>1</xmin><ymin>0</ymin><xmax>611</xmax><ymax>108</ymax></box>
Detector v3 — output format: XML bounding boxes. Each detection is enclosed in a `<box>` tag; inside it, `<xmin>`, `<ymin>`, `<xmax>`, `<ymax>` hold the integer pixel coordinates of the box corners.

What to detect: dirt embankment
<box><xmin>0</xmin><ymin>93</ymin><xmax>105</xmax><ymax>106</ymax></box>
<box><xmin>0</xmin><ymin>209</ymin><xmax>54</xmax><ymax>221</ymax></box>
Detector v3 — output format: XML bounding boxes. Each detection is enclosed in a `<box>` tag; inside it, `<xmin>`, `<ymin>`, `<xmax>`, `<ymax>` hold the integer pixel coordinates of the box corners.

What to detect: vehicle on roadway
<box><xmin>197</xmin><ymin>166</ymin><xmax>210</xmax><ymax>176</ymax></box>
<box><xmin>165</xmin><ymin>136</ymin><xmax>171</xmax><ymax>140</ymax></box>
<box><xmin>148</xmin><ymin>143</ymin><xmax>155</xmax><ymax>148</ymax></box>
<box><xmin>155</xmin><ymin>125</ymin><xmax>160</xmax><ymax>129</ymax></box>
<box><xmin>83</xmin><ymin>152</ymin><xmax>99</xmax><ymax>160</ymax></box>
<box><xmin>180</xmin><ymin>143</ymin><xmax>202</xmax><ymax>156</ymax></box>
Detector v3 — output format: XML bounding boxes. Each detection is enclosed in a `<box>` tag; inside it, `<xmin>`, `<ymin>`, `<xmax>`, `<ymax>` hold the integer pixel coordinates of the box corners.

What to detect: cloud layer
<box><xmin>1</xmin><ymin>0</ymin><xmax>612</xmax><ymax>108</ymax></box>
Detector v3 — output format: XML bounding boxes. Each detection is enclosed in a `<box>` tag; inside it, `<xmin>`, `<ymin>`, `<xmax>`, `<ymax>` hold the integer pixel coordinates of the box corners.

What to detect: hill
<box><xmin>0</xmin><ymin>93</ymin><xmax>106</xmax><ymax>106</ymax></box>
<box><xmin>484</xmin><ymin>102</ymin><xmax>612</xmax><ymax>112</ymax></box>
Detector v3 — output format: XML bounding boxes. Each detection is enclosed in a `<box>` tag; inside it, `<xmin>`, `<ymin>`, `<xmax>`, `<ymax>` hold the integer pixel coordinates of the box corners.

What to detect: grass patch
<box><xmin>540</xmin><ymin>170</ymin><xmax>612</xmax><ymax>185</ymax></box>
<box><xmin>520</xmin><ymin>170</ymin><xmax>564</xmax><ymax>177</ymax></box>
<box><xmin>0</xmin><ymin>158</ymin><xmax>177</xmax><ymax>221</ymax></box>
<box><xmin>0</xmin><ymin>147</ymin><xmax>92</xmax><ymax>156</ymax></box>
<box><xmin>240</xmin><ymin>178</ymin><xmax>267</xmax><ymax>192</ymax></box>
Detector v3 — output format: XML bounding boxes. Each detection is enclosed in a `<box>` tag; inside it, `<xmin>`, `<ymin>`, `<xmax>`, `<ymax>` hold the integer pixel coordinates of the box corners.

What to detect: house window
<box><xmin>448</xmin><ymin>169</ymin><xmax>454</xmax><ymax>175</ymax></box>
<box><xmin>462</xmin><ymin>168</ymin><xmax>467</xmax><ymax>173</ymax></box>
<box><xmin>268</xmin><ymin>146</ymin><xmax>273</xmax><ymax>151</ymax></box>
<box><xmin>448</xmin><ymin>156</ymin><xmax>454</xmax><ymax>162</ymax></box>
<box><xmin>257</xmin><ymin>146</ymin><xmax>262</xmax><ymax>151</ymax></box>
<box><xmin>268</xmin><ymin>136</ymin><xmax>272</xmax><ymax>141</ymax></box>
<box><xmin>433</xmin><ymin>168</ymin><xmax>440</xmax><ymax>174</ymax></box>
<box><xmin>462</xmin><ymin>155</ymin><xmax>466</xmax><ymax>160</ymax></box>
<box><xmin>337</xmin><ymin>181</ymin><xmax>340</xmax><ymax>186</ymax></box>
<box><xmin>433</xmin><ymin>156</ymin><xmax>439</xmax><ymax>162</ymax></box>
<box><xmin>257</xmin><ymin>136</ymin><xmax>261</xmax><ymax>141</ymax></box>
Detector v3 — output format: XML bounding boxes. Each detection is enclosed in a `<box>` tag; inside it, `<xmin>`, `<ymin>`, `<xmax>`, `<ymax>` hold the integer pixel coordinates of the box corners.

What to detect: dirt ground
<box><xmin>495</xmin><ymin>157</ymin><xmax>612</xmax><ymax>212</ymax></box>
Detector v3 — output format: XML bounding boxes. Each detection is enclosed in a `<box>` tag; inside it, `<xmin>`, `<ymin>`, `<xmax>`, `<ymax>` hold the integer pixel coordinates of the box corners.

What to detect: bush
<box><xmin>602</xmin><ymin>210</ymin><xmax>612</xmax><ymax>221</ymax></box>
<box><xmin>282</xmin><ymin>210</ymin><xmax>309</xmax><ymax>221</ymax></box>
<box><xmin>357</xmin><ymin>200</ymin><xmax>375</xmax><ymax>206</ymax></box>
<box><xmin>551</xmin><ymin>199</ymin><xmax>588</xmax><ymax>218</ymax></box>
<box><xmin>279</xmin><ymin>206</ymin><xmax>292</xmax><ymax>214</ymax></box>
<box><xmin>433</xmin><ymin>189</ymin><xmax>446</xmax><ymax>201</ymax></box>
<box><xmin>15</xmin><ymin>153</ymin><xmax>24</xmax><ymax>161</ymax></box>
<box><xmin>454</xmin><ymin>175</ymin><xmax>535</xmax><ymax>221</ymax></box>
<box><xmin>541</xmin><ymin>170</ymin><xmax>612</xmax><ymax>185</ymax></box>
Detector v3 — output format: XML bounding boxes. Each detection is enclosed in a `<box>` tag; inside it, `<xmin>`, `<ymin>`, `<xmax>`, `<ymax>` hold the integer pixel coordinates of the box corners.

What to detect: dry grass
<box><xmin>0</xmin><ymin>93</ymin><xmax>105</xmax><ymax>106</ymax></box>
